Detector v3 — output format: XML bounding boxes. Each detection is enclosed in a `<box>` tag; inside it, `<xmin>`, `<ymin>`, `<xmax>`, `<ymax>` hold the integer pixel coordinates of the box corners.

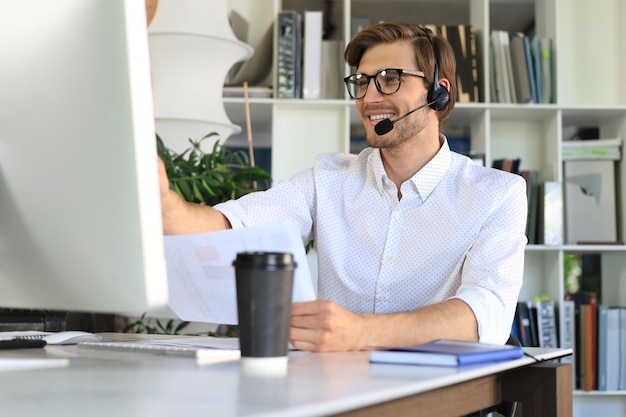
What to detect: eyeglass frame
<box><xmin>343</xmin><ymin>68</ymin><xmax>426</xmax><ymax>99</ymax></box>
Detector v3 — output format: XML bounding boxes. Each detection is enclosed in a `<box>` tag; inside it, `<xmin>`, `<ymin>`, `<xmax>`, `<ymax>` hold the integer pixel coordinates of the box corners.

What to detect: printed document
<box><xmin>164</xmin><ymin>221</ymin><xmax>316</xmax><ymax>324</ymax></box>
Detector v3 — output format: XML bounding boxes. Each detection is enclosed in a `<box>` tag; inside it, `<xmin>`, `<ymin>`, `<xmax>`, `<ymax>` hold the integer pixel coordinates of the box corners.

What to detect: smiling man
<box><xmin>158</xmin><ymin>22</ymin><xmax>528</xmax><ymax>352</ymax></box>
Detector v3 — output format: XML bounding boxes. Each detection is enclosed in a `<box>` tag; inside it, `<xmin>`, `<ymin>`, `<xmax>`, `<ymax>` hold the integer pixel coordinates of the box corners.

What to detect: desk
<box><xmin>0</xmin><ymin>344</ymin><xmax>571</xmax><ymax>417</ymax></box>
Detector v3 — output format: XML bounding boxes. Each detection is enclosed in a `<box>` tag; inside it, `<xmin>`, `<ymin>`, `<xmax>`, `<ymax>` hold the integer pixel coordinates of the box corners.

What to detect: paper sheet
<box><xmin>164</xmin><ymin>221</ymin><xmax>316</xmax><ymax>324</ymax></box>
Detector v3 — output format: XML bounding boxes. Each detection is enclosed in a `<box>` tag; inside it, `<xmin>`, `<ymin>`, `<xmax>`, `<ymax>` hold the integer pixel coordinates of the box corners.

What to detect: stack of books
<box><xmin>490</xmin><ymin>31</ymin><xmax>555</xmax><ymax>104</ymax></box>
<box><xmin>562</xmin><ymin>137</ymin><xmax>622</xmax><ymax>161</ymax></box>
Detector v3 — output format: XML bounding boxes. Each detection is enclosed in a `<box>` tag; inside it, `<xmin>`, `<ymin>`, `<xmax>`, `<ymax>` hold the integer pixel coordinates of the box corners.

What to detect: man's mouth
<box><xmin>369</xmin><ymin>113</ymin><xmax>394</xmax><ymax>122</ymax></box>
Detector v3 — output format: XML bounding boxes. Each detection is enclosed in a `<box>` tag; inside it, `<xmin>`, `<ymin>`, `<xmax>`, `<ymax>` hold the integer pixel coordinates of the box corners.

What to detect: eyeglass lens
<box><xmin>345</xmin><ymin>69</ymin><xmax>402</xmax><ymax>99</ymax></box>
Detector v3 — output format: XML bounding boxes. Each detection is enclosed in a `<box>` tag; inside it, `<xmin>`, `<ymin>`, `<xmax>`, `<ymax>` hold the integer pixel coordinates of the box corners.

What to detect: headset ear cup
<box><xmin>428</xmin><ymin>83</ymin><xmax>450</xmax><ymax>111</ymax></box>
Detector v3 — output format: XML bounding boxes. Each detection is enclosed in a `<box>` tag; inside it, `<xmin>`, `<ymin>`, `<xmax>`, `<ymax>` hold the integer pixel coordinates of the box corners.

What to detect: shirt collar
<box><xmin>411</xmin><ymin>134</ymin><xmax>451</xmax><ymax>200</ymax></box>
<box><xmin>368</xmin><ymin>134</ymin><xmax>452</xmax><ymax>200</ymax></box>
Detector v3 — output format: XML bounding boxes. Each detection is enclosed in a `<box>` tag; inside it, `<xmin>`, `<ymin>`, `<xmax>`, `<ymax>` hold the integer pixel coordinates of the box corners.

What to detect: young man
<box><xmin>159</xmin><ymin>22</ymin><xmax>527</xmax><ymax>352</ymax></box>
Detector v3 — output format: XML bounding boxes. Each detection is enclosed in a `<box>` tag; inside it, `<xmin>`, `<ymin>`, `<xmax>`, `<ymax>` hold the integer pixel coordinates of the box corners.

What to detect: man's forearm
<box><xmin>363</xmin><ymin>298</ymin><xmax>479</xmax><ymax>349</ymax></box>
<box><xmin>161</xmin><ymin>189</ymin><xmax>231</xmax><ymax>235</ymax></box>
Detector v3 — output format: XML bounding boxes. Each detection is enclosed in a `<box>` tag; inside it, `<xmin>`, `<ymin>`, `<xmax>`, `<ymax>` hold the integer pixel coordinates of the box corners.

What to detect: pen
<box><xmin>0</xmin><ymin>338</ymin><xmax>47</xmax><ymax>349</ymax></box>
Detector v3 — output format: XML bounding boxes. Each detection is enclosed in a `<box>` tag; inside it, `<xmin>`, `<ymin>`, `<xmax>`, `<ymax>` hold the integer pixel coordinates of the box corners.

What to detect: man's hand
<box><xmin>157</xmin><ymin>156</ymin><xmax>183</xmax><ymax>234</ymax></box>
<box><xmin>156</xmin><ymin>156</ymin><xmax>231</xmax><ymax>235</ymax></box>
<box><xmin>157</xmin><ymin>156</ymin><xmax>173</xmax><ymax>208</ymax></box>
<box><xmin>290</xmin><ymin>300</ymin><xmax>371</xmax><ymax>352</ymax></box>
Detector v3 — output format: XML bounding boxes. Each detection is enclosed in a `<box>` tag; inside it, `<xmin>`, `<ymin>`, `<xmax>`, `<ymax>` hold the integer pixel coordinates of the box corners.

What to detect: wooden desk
<box><xmin>0</xmin><ymin>344</ymin><xmax>571</xmax><ymax>417</ymax></box>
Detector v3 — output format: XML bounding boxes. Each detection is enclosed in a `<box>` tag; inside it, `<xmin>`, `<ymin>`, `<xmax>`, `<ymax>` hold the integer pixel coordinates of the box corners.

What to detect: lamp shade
<box><xmin>148</xmin><ymin>0</ymin><xmax>253</xmax><ymax>153</ymax></box>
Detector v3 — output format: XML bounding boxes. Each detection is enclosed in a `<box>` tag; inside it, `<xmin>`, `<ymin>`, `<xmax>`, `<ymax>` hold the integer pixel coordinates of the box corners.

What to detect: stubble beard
<box><xmin>366</xmin><ymin>109</ymin><xmax>427</xmax><ymax>150</ymax></box>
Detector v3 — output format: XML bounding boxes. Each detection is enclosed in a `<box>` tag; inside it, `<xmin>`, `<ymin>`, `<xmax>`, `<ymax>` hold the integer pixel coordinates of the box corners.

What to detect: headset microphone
<box><xmin>374</xmin><ymin>99</ymin><xmax>436</xmax><ymax>136</ymax></box>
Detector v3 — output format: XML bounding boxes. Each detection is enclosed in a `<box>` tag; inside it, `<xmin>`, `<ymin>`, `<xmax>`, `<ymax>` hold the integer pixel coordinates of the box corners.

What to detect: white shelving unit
<box><xmin>225</xmin><ymin>1</ymin><xmax>626</xmax><ymax>415</ymax></box>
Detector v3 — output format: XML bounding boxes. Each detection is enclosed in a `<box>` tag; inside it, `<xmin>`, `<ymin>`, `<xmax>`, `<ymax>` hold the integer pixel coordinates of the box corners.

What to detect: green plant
<box><xmin>157</xmin><ymin>132</ymin><xmax>271</xmax><ymax>205</ymax></box>
<box><xmin>123</xmin><ymin>312</ymin><xmax>191</xmax><ymax>335</ymax></box>
<box><xmin>124</xmin><ymin>133</ymin><xmax>271</xmax><ymax>336</ymax></box>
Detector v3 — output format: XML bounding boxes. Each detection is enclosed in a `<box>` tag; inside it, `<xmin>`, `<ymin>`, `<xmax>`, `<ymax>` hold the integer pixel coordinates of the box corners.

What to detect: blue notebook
<box><xmin>370</xmin><ymin>339</ymin><xmax>524</xmax><ymax>367</ymax></box>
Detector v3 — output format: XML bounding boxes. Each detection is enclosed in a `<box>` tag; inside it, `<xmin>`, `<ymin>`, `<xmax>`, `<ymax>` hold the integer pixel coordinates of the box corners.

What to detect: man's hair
<box><xmin>344</xmin><ymin>22</ymin><xmax>457</xmax><ymax>130</ymax></box>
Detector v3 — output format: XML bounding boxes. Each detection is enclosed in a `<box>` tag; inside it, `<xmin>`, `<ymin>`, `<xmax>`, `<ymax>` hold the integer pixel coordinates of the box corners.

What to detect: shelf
<box><xmin>573</xmin><ymin>390</ymin><xmax>626</xmax><ymax>397</ymax></box>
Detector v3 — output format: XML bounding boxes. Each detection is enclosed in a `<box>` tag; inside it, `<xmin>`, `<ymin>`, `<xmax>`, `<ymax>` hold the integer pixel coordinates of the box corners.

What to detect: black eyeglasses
<box><xmin>343</xmin><ymin>68</ymin><xmax>425</xmax><ymax>99</ymax></box>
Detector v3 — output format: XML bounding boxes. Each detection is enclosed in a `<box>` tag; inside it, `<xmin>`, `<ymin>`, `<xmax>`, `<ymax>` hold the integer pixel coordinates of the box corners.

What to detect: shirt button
<box><xmin>377</xmin><ymin>296</ymin><xmax>386</xmax><ymax>302</ymax></box>
<box><xmin>384</xmin><ymin>255</ymin><xmax>392</xmax><ymax>261</ymax></box>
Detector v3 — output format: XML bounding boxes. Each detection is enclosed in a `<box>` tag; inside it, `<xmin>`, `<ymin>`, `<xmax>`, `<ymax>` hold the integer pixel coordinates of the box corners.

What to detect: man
<box><xmin>159</xmin><ymin>22</ymin><xmax>527</xmax><ymax>352</ymax></box>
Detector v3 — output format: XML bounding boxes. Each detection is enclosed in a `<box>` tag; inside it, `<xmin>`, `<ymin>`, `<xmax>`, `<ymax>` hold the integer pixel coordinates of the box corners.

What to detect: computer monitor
<box><xmin>0</xmin><ymin>1</ymin><xmax>169</xmax><ymax>314</ymax></box>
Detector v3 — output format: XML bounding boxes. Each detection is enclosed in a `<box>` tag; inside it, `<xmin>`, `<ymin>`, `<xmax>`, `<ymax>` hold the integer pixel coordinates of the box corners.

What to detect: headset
<box><xmin>420</xmin><ymin>26</ymin><xmax>450</xmax><ymax>111</ymax></box>
<box><xmin>373</xmin><ymin>25</ymin><xmax>452</xmax><ymax>135</ymax></box>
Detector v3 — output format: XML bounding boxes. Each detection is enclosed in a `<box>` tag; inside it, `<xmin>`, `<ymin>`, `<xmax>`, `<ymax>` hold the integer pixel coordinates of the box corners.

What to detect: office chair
<box><xmin>465</xmin><ymin>334</ymin><xmax>521</xmax><ymax>417</ymax></box>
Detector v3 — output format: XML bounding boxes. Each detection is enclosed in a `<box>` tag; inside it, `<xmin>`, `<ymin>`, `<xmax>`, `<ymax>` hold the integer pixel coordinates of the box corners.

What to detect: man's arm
<box><xmin>158</xmin><ymin>157</ymin><xmax>231</xmax><ymax>235</ymax></box>
<box><xmin>289</xmin><ymin>298</ymin><xmax>478</xmax><ymax>352</ymax></box>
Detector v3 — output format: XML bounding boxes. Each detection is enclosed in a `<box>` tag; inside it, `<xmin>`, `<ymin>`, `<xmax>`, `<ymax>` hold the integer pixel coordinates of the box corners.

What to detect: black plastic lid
<box><xmin>232</xmin><ymin>251</ymin><xmax>297</xmax><ymax>269</ymax></box>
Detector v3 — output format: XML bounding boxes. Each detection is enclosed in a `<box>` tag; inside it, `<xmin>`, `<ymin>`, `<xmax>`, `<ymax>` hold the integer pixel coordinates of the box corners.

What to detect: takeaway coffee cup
<box><xmin>233</xmin><ymin>251</ymin><xmax>296</xmax><ymax>375</ymax></box>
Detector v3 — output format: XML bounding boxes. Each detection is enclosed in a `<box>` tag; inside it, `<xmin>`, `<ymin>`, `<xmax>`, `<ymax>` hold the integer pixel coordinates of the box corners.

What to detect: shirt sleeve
<box><xmin>213</xmin><ymin>168</ymin><xmax>317</xmax><ymax>244</ymax></box>
<box><xmin>453</xmin><ymin>174</ymin><xmax>528</xmax><ymax>344</ymax></box>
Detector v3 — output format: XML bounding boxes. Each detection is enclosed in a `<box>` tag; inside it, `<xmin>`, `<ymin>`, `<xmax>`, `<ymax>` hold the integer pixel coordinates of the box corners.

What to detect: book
<box><xmin>537</xmin><ymin>181</ymin><xmax>563</xmax><ymax>246</ymax></box>
<box><xmin>527</xmin><ymin>301</ymin><xmax>540</xmax><ymax>347</ymax></box>
<box><xmin>565</xmin><ymin>291</ymin><xmax>597</xmax><ymax>389</ymax></box>
<box><xmin>618</xmin><ymin>307</ymin><xmax>626</xmax><ymax>390</ymax></box>
<box><xmin>510</xmin><ymin>309</ymin><xmax>522</xmax><ymax>344</ymax></box>
<box><xmin>523</xmin><ymin>35</ymin><xmax>538</xmax><ymax>103</ymax></box>
<box><xmin>302</xmin><ymin>10</ymin><xmax>323</xmax><ymax>99</ymax></box>
<box><xmin>581</xmin><ymin>302</ymin><xmax>598</xmax><ymax>391</ymax></box>
<box><xmin>510</xmin><ymin>33</ymin><xmax>532</xmax><ymax>104</ymax></box>
<box><xmin>501</xmin><ymin>31</ymin><xmax>517</xmax><ymax>103</ymax></box>
<box><xmin>465</xmin><ymin>24</ymin><xmax>481</xmax><ymax>102</ymax></box>
<box><xmin>491</xmin><ymin>157</ymin><xmax>521</xmax><ymax>175</ymax></box>
<box><xmin>514</xmin><ymin>301</ymin><xmax>533</xmax><ymax>347</ymax></box>
<box><xmin>520</xmin><ymin>169</ymin><xmax>540</xmax><ymax>244</ymax></box>
<box><xmin>559</xmin><ymin>298</ymin><xmax>577</xmax><ymax>388</ymax></box>
<box><xmin>597</xmin><ymin>305</ymin><xmax>621</xmax><ymax>391</ymax></box>
<box><xmin>535</xmin><ymin>298</ymin><xmax>558</xmax><ymax>348</ymax></box>
<box><xmin>531</xmin><ymin>36</ymin><xmax>543</xmax><ymax>103</ymax></box>
<box><xmin>370</xmin><ymin>339</ymin><xmax>524</xmax><ymax>367</ymax></box>
<box><xmin>276</xmin><ymin>10</ymin><xmax>302</xmax><ymax>98</ymax></box>
<box><xmin>597</xmin><ymin>304</ymin><xmax>608</xmax><ymax>391</ymax></box>
<box><xmin>561</xmin><ymin>137</ymin><xmax>622</xmax><ymax>161</ymax></box>
<box><xmin>540</xmin><ymin>37</ymin><xmax>554</xmax><ymax>103</ymax></box>
<box><xmin>490</xmin><ymin>30</ymin><xmax>509</xmax><ymax>103</ymax></box>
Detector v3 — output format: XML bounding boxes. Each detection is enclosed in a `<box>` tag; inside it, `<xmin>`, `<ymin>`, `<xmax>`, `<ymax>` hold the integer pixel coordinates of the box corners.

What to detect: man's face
<box><xmin>355</xmin><ymin>40</ymin><xmax>431</xmax><ymax>149</ymax></box>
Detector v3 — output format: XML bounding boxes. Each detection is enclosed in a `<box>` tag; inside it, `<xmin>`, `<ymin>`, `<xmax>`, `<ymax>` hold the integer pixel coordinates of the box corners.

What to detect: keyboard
<box><xmin>77</xmin><ymin>337</ymin><xmax>240</xmax><ymax>361</ymax></box>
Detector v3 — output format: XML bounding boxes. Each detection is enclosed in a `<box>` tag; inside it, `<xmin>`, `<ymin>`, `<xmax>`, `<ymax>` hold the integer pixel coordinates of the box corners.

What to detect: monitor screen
<box><xmin>0</xmin><ymin>1</ymin><xmax>168</xmax><ymax>314</ymax></box>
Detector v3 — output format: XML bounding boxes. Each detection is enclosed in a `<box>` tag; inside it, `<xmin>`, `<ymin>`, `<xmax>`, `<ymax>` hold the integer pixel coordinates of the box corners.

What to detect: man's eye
<box><xmin>382</xmin><ymin>74</ymin><xmax>400</xmax><ymax>84</ymax></box>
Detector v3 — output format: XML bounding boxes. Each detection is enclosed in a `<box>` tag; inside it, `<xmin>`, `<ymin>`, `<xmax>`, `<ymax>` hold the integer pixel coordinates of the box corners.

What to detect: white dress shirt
<box><xmin>215</xmin><ymin>138</ymin><xmax>528</xmax><ymax>343</ymax></box>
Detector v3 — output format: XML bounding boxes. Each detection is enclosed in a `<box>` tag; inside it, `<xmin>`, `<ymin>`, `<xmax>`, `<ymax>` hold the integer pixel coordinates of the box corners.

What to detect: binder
<box><xmin>276</xmin><ymin>11</ymin><xmax>302</xmax><ymax>98</ymax></box>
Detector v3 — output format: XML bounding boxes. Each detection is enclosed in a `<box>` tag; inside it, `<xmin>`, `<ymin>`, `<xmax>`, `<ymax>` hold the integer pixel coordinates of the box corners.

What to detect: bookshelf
<box><xmin>224</xmin><ymin>1</ymin><xmax>626</xmax><ymax>414</ymax></box>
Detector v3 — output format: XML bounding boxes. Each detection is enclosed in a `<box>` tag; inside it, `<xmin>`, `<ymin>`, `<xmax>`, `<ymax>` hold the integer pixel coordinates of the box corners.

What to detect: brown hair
<box><xmin>344</xmin><ymin>22</ymin><xmax>456</xmax><ymax>130</ymax></box>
